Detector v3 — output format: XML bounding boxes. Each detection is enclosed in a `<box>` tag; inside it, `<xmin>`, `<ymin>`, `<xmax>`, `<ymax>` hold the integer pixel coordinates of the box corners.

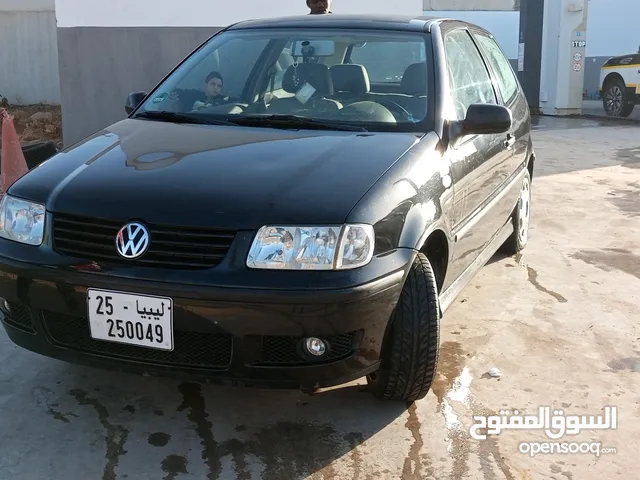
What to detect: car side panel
<box><xmin>445</xmin><ymin>132</ymin><xmax>506</xmax><ymax>283</ymax></box>
<box><xmin>344</xmin><ymin>132</ymin><xmax>457</xmax><ymax>290</ymax></box>
<box><xmin>600</xmin><ymin>53</ymin><xmax>640</xmax><ymax>92</ymax></box>
<box><xmin>437</xmin><ymin>24</ymin><xmax>513</xmax><ymax>284</ymax></box>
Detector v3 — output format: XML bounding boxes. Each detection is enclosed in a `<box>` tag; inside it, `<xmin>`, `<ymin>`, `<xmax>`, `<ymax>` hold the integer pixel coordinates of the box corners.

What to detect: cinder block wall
<box><xmin>0</xmin><ymin>0</ymin><xmax>60</xmax><ymax>105</ymax></box>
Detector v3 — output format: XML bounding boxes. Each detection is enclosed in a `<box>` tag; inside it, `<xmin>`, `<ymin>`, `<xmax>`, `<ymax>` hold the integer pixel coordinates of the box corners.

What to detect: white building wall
<box><xmin>427</xmin><ymin>0</ymin><xmax>640</xmax><ymax>59</ymax></box>
<box><xmin>426</xmin><ymin>0</ymin><xmax>640</xmax><ymax>98</ymax></box>
<box><xmin>55</xmin><ymin>0</ymin><xmax>422</xmax><ymax>27</ymax></box>
<box><xmin>424</xmin><ymin>10</ymin><xmax>520</xmax><ymax>58</ymax></box>
<box><xmin>0</xmin><ymin>0</ymin><xmax>60</xmax><ymax>105</ymax></box>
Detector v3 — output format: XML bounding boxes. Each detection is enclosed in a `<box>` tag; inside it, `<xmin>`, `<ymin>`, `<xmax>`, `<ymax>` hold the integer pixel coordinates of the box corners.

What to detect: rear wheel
<box><xmin>603</xmin><ymin>77</ymin><xmax>635</xmax><ymax>117</ymax></box>
<box><xmin>366</xmin><ymin>253</ymin><xmax>440</xmax><ymax>403</ymax></box>
<box><xmin>501</xmin><ymin>169</ymin><xmax>531</xmax><ymax>255</ymax></box>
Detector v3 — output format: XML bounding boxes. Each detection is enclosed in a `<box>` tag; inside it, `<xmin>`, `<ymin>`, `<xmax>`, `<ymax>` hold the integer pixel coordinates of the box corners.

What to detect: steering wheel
<box><xmin>371</xmin><ymin>99</ymin><xmax>413</xmax><ymax>121</ymax></box>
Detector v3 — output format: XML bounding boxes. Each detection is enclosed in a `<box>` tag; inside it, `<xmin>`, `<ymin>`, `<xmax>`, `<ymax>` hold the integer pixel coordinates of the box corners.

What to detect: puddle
<box><xmin>431</xmin><ymin>342</ymin><xmax>466</xmax><ymax>404</ymax></box>
<box><xmin>69</xmin><ymin>389</ymin><xmax>129</xmax><ymax>480</ymax></box>
<box><xmin>607</xmin><ymin>358</ymin><xmax>640</xmax><ymax>372</ymax></box>
<box><xmin>402</xmin><ymin>403</ymin><xmax>430</xmax><ymax>479</ymax></box>
<box><xmin>175</xmin><ymin>382</ymin><xmax>380</xmax><ymax>479</ymax></box>
<box><xmin>161</xmin><ymin>455</ymin><xmax>188</xmax><ymax>480</ymax></box>
<box><xmin>606</xmin><ymin>182</ymin><xmax>640</xmax><ymax>217</ymax></box>
<box><xmin>527</xmin><ymin>266</ymin><xmax>568</xmax><ymax>303</ymax></box>
<box><xmin>570</xmin><ymin>248</ymin><xmax>640</xmax><ymax>280</ymax></box>
<box><xmin>430</xmin><ymin>342</ymin><xmax>516</xmax><ymax>480</ymax></box>
<box><xmin>148</xmin><ymin>432</ymin><xmax>171</xmax><ymax>447</ymax></box>
<box><xmin>615</xmin><ymin>146</ymin><xmax>640</xmax><ymax>169</ymax></box>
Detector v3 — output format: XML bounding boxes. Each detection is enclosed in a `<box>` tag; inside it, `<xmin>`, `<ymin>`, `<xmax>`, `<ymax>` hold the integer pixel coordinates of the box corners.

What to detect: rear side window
<box><xmin>443</xmin><ymin>29</ymin><xmax>497</xmax><ymax>120</ymax></box>
<box><xmin>473</xmin><ymin>32</ymin><xmax>519</xmax><ymax>104</ymax></box>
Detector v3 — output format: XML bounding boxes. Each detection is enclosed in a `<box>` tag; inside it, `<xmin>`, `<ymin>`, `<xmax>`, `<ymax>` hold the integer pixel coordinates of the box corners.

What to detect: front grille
<box><xmin>42</xmin><ymin>311</ymin><xmax>233</xmax><ymax>368</ymax></box>
<box><xmin>251</xmin><ymin>331</ymin><xmax>359</xmax><ymax>366</ymax></box>
<box><xmin>52</xmin><ymin>212</ymin><xmax>236</xmax><ymax>269</ymax></box>
<box><xmin>3</xmin><ymin>301</ymin><xmax>35</xmax><ymax>332</ymax></box>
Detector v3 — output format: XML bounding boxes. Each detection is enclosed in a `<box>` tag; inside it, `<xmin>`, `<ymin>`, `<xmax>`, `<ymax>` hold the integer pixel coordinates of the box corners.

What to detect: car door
<box><xmin>471</xmin><ymin>28</ymin><xmax>529</xmax><ymax>190</ymax></box>
<box><xmin>441</xmin><ymin>27</ymin><xmax>510</xmax><ymax>283</ymax></box>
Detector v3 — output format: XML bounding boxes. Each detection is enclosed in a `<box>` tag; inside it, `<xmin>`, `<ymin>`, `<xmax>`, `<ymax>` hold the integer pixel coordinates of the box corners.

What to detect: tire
<box><xmin>602</xmin><ymin>77</ymin><xmax>635</xmax><ymax>117</ymax></box>
<box><xmin>22</xmin><ymin>141</ymin><xmax>58</xmax><ymax>170</ymax></box>
<box><xmin>501</xmin><ymin>169</ymin><xmax>531</xmax><ymax>255</ymax></box>
<box><xmin>0</xmin><ymin>141</ymin><xmax>59</xmax><ymax>174</ymax></box>
<box><xmin>366</xmin><ymin>252</ymin><xmax>440</xmax><ymax>403</ymax></box>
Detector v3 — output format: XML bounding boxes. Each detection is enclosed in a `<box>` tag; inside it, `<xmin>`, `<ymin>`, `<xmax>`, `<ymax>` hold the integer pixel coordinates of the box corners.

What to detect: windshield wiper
<box><xmin>133</xmin><ymin>110</ymin><xmax>237</xmax><ymax>126</ymax></box>
<box><xmin>230</xmin><ymin>114</ymin><xmax>367</xmax><ymax>132</ymax></box>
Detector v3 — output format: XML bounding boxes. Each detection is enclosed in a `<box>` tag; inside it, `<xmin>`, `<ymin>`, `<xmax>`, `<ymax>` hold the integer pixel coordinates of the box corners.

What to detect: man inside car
<box><xmin>168</xmin><ymin>71</ymin><xmax>229</xmax><ymax>110</ymax></box>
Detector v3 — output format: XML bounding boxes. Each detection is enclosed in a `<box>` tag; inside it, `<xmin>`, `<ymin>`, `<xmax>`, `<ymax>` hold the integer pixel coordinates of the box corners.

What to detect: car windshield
<box><xmin>134</xmin><ymin>27</ymin><xmax>434</xmax><ymax>132</ymax></box>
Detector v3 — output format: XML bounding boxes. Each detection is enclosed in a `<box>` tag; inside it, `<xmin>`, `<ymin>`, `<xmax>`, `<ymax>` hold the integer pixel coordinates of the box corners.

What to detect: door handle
<box><xmin>503</xmin><ymin>134</ymin><xmax>515</xmax><ymax>150</ymax></box>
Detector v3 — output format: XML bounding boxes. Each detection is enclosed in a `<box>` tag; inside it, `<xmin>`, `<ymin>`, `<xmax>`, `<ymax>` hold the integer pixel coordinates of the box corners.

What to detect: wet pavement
<box><xmin>1</xmin><ymin>117</ymin><xmax>640</xmax><ymax>479</ymax></box>
<box><xmin>582</xmin><ymin>100</ymin><xmax>640</xmax><ymax>122</ymax></box>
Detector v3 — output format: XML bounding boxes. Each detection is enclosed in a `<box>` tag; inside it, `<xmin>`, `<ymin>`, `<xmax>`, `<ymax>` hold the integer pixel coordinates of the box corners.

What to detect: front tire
<box><xmin>603</xmin><ymin>77</ymin><xmax>635</xmax><ymax>117</ymax></box>
<box><xmin>366</xmin><ymin>253</ymin><xmax>440</xmax><ymax>403</ymax></box>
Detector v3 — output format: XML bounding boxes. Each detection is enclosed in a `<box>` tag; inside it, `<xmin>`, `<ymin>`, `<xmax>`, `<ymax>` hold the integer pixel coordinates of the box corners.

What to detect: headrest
<box><xmin>282</xmin><ymin>63</ymin><xmax>334</xmax><ymax>96</ymax></box>
<box><xmin>401</xmin><ymin>62</ymin><xmax>428</xmax><ymax>95</ymax></box>
<box><xmin>330</xmin><ymin>64</ymin><xmax>370</xmax><ymax>94</ymax></box>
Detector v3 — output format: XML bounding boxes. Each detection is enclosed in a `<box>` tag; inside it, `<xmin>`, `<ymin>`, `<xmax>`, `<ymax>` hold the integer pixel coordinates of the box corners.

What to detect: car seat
<box><xmin>397</xmin><ymin>62</ymin><xmax>428</xmax><ymax>119</ymax></box>
<box><xmin>267</xmin><ymin>63</ymin><xmax>342</xmax><ymax>115</ymax></box>
<box><xmin>329</xmin><ymin>64</ymin><xmax>371</xmax><ymax>105</ymax></box>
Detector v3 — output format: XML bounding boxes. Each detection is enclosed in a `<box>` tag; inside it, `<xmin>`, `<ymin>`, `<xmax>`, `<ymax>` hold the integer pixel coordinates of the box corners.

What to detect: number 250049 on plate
<box><xmin>87</xmin><ymin>289</ymin><xmax>174</xmax><ymax>351</ymax></box>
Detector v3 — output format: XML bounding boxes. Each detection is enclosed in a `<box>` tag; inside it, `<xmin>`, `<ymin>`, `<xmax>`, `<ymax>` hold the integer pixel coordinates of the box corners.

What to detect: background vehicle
<box><xmin>599</xmin><ymin>53</ymin><xmax>640</xmax><ymax>117</ymax></box>
<box><xmin>0</xmin><ymin>15</ymin><xmax>534</xmax><ymax>403</ymax></box>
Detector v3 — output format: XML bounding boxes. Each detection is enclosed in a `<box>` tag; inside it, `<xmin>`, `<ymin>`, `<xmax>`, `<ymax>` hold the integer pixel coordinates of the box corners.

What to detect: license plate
<box><xmin>87</xmin><ymin>289</ymin><xmax>173</xmax><ymax>351</ymax></box>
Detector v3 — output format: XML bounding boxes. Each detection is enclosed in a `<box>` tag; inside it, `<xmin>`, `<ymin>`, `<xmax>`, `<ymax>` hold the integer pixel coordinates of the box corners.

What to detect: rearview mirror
<box><xmin>291</xmin><ymin>39</ymin><xmax>336</xmax><ymax>57</ymax></box>
<box><xmin>125</xmin><ymin>91</ymin><xmax>147</xmax><ymax>115</ymax></box>
<box><xmin>461</xmin><ymin>104</ymin><xmax>512</xmax><ymax>136</ymax></box>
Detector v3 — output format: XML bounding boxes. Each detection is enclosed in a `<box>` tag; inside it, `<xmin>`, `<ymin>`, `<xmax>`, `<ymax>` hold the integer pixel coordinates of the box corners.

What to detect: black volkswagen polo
<box><xmin>0</xmin><ymin>14</ymin><xmax>534</xmax><ymax>403</ymax></box>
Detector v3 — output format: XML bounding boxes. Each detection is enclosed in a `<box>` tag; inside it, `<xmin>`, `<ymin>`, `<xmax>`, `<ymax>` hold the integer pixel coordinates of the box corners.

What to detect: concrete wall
<box><xmin>0</xmin><ymin>0</ymin><xmax>60</xmax><ymax>105</ymax></box>
<box><xmin>55</xmin><ymin>0</ymin><xmax>422</xmax><ymax>146</ymax></box>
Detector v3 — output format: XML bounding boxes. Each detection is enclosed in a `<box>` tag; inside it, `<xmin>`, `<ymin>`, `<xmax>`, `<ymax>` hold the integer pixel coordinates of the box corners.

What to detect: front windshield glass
<box><xmin>135</xmin><ymin>27</ymin><xmax>434</xmax><ymax>132</ymax></box>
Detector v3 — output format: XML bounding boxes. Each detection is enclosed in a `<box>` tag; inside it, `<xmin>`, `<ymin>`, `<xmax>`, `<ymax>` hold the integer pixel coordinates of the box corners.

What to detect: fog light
<box><xmin>304</xmin><ymin>337</ymin><xmax>326</xmax><ymax>357</ymax></box>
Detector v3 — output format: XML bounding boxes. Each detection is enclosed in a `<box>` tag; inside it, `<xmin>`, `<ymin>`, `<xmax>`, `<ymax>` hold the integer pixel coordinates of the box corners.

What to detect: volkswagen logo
<box><xmin>116</xmin><ymin>222</ymin><xmax>150</xmax><ymax>259</ymax></box>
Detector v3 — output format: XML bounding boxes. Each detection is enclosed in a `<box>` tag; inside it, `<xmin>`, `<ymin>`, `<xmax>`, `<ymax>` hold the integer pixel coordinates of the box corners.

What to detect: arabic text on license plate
<box><xmin>87</xmin><ymin>289</ymin><xmax>173</xmax><ymax>351</ymax></box>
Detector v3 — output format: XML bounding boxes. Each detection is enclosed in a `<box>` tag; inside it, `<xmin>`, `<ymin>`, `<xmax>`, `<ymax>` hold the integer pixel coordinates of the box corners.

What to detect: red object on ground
<box><xmin>0</xmin><ymin>108</ymin><xmax>29</xmax><ymax>195</ymax></box>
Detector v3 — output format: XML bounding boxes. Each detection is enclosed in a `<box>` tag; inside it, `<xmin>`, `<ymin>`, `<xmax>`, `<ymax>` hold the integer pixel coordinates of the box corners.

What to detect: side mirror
<box><xmin>460</xmin><ymin>103</ymin><xmax>512</xmax><ymax>136</ymax></box>
<box><xmin>125</xmin><ymin>91</ymin><xmax>147</xmax><ymax>115</ymax></box>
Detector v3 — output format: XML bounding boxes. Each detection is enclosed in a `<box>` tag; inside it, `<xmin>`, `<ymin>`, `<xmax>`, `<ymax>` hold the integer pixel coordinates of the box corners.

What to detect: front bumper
<box><xmin>0</xmin><ymin>241</ymin><xmax>414</xmax><ymax>390</ymax></box>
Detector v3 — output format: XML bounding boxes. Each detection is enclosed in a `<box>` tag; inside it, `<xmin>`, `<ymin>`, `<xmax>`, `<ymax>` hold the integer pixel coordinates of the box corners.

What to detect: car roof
<box><xmin>227</xmin><ymin>14</ymin><xmax>477</xmax><ymax>34</ymax></box>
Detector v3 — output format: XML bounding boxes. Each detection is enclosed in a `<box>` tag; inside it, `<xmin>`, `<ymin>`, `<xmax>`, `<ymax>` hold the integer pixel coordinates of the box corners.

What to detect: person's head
<box><xmin>307</xmin><ymin>0</ymin><xmax>331</xmax><ymax>14</ymax></box>
<box><xmin>205</xmin><ymin>71</ymin><xmax>223</xmax><ymax>98</ymax></box>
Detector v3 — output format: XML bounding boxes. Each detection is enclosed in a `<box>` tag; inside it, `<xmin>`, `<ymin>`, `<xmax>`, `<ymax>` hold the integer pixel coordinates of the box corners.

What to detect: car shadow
<box><xmin>51</xmin><ymin>363</ymin><xmax>409</xmax><ymax>479</ymax></box>
<box><xmin>485</xmin><ymin>250</ymin><xmax>518</xmax><ymax>266</ymax></box>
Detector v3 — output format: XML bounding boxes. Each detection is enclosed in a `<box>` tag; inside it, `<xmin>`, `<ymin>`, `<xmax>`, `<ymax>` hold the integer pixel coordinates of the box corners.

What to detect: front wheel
<box><xmin>603</xmin><ymin>77</ymin><xmax>635</xmax><ymax>117</ymax></box>
<box><xmin>366</xmin><ymin>253</ymin><xmax>440</xmax><ymax>403</ymax></box>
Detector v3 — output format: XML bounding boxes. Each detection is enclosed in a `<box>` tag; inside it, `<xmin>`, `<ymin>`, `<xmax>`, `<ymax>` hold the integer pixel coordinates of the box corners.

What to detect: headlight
<box><xmin>246</xmin><ymin>224</ymin><xmax>375</xmax><ymax>270</ymax></box>
<box><xmin>0</xmin><ymin>195</ymin><xmax>46</xmax><ymax>246</ymax></box>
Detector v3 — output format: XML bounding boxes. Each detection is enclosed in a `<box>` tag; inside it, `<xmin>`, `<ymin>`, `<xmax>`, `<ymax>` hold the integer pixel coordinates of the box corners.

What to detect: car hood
<box><xmin>10</xmin><ymin>118</ymin><xmax>422</xmax><ymax>229</ymax></box>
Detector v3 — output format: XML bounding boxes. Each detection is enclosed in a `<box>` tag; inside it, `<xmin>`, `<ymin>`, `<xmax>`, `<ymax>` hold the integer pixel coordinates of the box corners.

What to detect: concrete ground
<box><xmin>1</xmin><ymin>116</ymin><xmax>639</xmax><ymax>480</ymax></box>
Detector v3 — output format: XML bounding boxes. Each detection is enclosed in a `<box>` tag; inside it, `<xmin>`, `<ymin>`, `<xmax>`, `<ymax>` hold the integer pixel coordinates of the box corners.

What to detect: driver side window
<box><xmin>444</xmin><ymin>29</ymin><xmax>497</xmax><ymax>121</ymax></box>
